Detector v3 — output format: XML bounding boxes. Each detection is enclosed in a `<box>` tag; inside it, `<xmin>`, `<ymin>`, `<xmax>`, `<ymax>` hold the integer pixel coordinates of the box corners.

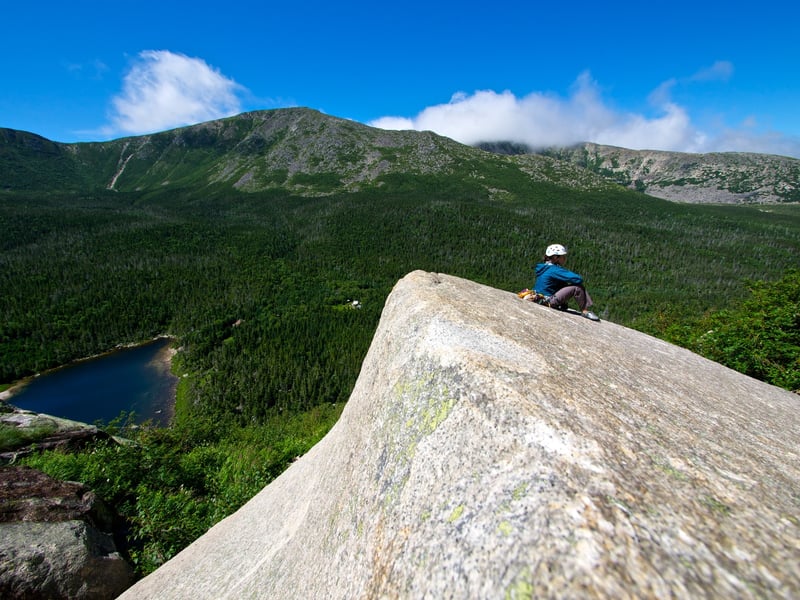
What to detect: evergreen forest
<box><xmin>2</xmin><ymin>118</ymin><xmax>799</xmax><ymax>575</ymax></box>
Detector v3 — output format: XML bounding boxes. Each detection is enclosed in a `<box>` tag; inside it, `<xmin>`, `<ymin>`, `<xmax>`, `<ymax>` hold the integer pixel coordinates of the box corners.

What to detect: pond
<box><xmin>6</xmin><ymin>337</ymin><xmax>178</xmax><ymax>427</ymax></box>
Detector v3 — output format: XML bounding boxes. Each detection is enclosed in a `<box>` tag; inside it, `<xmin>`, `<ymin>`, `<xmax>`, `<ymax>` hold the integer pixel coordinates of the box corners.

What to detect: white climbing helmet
<box><xmin>545</xmin><ymin>244</ymin><xmax>568</xmax><ymax>257</ymax></box>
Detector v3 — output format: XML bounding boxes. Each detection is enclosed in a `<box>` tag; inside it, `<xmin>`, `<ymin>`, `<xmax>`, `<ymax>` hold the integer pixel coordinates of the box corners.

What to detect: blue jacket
<box><xmin>533</xmin><ymin>262</ymin><xmax>584</xmax><ymax>296</ymax></box>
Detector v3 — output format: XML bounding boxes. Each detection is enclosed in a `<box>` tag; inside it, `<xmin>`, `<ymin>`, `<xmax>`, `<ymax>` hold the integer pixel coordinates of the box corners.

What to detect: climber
<box><xmin>532</xmin><ymin>244</ymin><xmax>600</xmax><ymax>321</ymax></box>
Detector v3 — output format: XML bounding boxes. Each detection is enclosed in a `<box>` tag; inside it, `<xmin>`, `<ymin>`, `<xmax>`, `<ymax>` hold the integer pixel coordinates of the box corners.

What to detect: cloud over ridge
<box><xmin>108</xmin><ymin>50</ymin><xmax>243</xmax><ymax>135</ymax></box>
<box><xmin>101</xmin><ymin>53</ymin><xmax>799</xmax><ymax>158</ymax></box>
<box><xmin>370</xmin><ymin>71</ymin><xmax>800</xmax><ymax>158</ymax></box>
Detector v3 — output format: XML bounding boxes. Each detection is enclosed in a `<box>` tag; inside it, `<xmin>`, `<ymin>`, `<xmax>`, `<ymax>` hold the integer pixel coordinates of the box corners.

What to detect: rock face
<box><xmin>0</xmin><ymin>466</ymin><xmax>136</xmax><ymax>599</ymax></box>
<box><xmin>120</xmin><ymin>271</ymin><xmax>800</xmax><ymax>599</ymax></box>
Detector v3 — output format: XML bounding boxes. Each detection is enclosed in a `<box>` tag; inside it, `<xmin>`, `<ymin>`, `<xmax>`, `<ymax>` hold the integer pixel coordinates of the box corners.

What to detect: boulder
<box><xmin>0</xmin><ymin>405</ymin><xmax>112</xmax><ymax>464</ymax></box>
<box><xmin>0</xmin><ymin>466</ymin><xmax>135</xmax><ymax>599</ymax></box>
<box><xmin>120</xmin><ymin>271</ymin><xmax>800</xmax><ymax>599</ymax></box>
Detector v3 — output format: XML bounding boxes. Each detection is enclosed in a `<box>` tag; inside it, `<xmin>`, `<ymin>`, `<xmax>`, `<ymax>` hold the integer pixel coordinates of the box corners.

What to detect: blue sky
<box><xmin>3</xmin><ymin>1</ymin><xmax>799</xmax><ymax>157</ymax></box>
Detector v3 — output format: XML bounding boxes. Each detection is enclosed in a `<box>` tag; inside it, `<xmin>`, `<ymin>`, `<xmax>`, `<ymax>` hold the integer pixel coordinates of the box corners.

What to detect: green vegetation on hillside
<box><xmin>4</xmin><ymin>182</ymin><xmax>797</xmax><ymax>395</ymax></box>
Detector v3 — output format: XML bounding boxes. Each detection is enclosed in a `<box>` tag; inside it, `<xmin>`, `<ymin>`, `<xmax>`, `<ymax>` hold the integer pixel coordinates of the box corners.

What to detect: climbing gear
<box><xmin>518</xmin><ymin>288</ymin><xmax>600</xmax><ymax>321</ymax></box>
<box><xmin>518</xmin><ymin>289</ymin><xmax>557</xmax><ymax>305</ymax></box>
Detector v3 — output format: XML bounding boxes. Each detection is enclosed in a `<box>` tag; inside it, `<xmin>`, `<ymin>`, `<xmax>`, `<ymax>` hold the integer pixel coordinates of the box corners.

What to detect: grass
<box><xmin>0</xmin><ymin>420</ymin><xmax>58</xmax><ymax>452</ymax></box>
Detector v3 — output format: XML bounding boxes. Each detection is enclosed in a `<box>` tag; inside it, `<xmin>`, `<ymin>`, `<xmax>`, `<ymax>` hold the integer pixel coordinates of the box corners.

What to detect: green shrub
<box><xmin>19</xmin><ymin>402</ymin><xmax>343</xmax><ymax>576</ymax></box>
<box><xmin>131</xmin><ymin>486</ymin><xmax>215</xmax><ymax>573</ymax></box>
<box><xmin>691</xmin><ymin>270</ymin><xmax>800</xmax><ymax>391</ymax></box>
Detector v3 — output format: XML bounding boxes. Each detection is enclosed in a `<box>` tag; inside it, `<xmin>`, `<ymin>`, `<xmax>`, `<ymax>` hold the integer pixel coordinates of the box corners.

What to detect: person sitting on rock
<box><xmin>532</xmin><ymin>244</ymin><xmax>600</xmax><ymax>321</ymax></box>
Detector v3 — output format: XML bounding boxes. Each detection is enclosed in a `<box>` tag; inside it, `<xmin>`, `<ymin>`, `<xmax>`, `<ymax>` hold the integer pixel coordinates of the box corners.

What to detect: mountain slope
<box><xmin>1</xmin><ymin>109</ymin><xmax>612</xmax><ymax>197</ymax></box>
<box><xmin>540</xmin><ymin>142</ymin><xmax>800</xmax><ymax>204</ymax></box>
<box><xmin>0</xmin><ymin>129</ymin><xmax>86</xmax><ymax>191</ymax></box>
<box><xmin>4</xmin><ymin>109</ymin><xmax>798</xmax><ymax>203</ymax></box>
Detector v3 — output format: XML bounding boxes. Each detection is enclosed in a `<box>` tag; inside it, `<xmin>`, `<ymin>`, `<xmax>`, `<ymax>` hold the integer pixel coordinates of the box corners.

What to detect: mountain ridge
<box><xmin>3</xmin><ymin>108</ymin><xmax>798</xmax><ymax>203</ymax></box>
<box><xmin>537</xmin><ymin>142</ymin><xmax>800</xmax><ymax>203</ymax></box>
<box><xmin>1</xmin><ymin>109</ymin><xmax>610</xmax><ymax>197</ymax></box>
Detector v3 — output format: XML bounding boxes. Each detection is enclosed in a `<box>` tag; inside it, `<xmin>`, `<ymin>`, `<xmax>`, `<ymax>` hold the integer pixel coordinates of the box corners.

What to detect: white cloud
<box><xmin>369</xmin><ymin>70</ymin><xmax>800</xmax><ymax>158</ymax></box>
<box><xmin>369</xmin><ymin>115</ymin><xmax>415</xmax><ymax>130</ymax></box>
<box><xmin>107</xmin><ymin>50</ymin><xmax>243</xmax><ymax>135</ymax></box>
<box><xmin>370</xmin><ymin>73</ymin><xmax>702</xmax><ymax>152</ymax></box>
<box><xmin>689</xmin><ymin>60</ymin><xmax>734</xmax><ymax>82</ymax></box>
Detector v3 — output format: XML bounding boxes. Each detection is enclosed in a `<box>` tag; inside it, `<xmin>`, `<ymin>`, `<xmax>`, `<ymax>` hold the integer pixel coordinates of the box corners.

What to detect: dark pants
<box><xmin>550</xmin><ymin>285</ymin><xmax>593</xmax><ymax>311</ymax></box>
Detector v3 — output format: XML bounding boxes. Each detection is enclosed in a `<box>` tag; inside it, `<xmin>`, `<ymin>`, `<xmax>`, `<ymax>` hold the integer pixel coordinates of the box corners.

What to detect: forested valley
<box><xmin>2</xmin><ymin>142</ymin><xmax>799</xmax><ymax>574</ymax></box>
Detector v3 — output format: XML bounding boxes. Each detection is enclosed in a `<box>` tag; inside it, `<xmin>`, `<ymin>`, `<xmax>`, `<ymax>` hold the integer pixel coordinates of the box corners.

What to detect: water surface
<box><xmin>8</xmin><ymin>338</ymin><xmax>177</xmax><ymax>426</ymax></box>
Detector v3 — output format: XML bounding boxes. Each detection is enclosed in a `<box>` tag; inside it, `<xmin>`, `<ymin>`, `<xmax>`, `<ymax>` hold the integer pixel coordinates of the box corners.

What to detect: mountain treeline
<box><xmin>2</xmin><ymin>109</ymin><xmax>799</xmax><ymax>575</ymax></box>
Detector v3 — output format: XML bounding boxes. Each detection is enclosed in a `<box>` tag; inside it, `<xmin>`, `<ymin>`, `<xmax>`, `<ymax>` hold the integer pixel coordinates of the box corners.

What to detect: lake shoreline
<box><xmin>1</xmin><ymin>336</ymin><xmax>175</xmax><ymax>400</ymax></box>
<box><xmin>1</xmin><ymin>336</ymin><xmax>178</xmax><ymax>426</ymax></box>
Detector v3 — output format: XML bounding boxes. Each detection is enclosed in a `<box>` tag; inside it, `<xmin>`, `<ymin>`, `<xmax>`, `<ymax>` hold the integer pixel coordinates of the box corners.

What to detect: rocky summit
<box><xmin>120</xmin><ymin>271</ymin><xmax>799</xmax><ymax>599</ymax></box>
